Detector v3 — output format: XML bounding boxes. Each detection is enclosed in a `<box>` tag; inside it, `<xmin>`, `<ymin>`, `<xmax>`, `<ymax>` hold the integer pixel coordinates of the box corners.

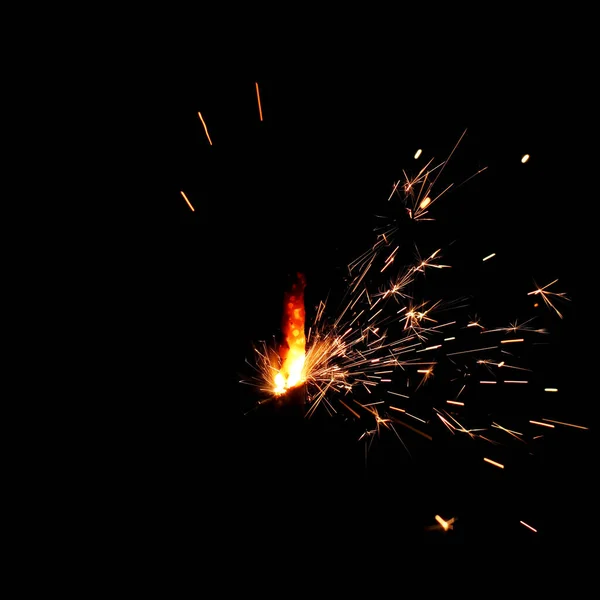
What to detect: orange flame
<box><xmin>274</xmin><ymin>273</ymin><xmax>307</xmax><ymax>394</ymax></box>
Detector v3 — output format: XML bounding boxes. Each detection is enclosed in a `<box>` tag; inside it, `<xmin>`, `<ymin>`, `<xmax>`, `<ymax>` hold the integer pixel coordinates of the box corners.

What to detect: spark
<box><xmin>492</xmin><ymin>422</ymin><xmax>525</xmax><ymax>442</ymax></box>
<box><xmin>529</xmin><ymin>420</ymin><xmax>555</xmax><ymax>428</ymax></box>
<box><xmin>255</xmin><ymin>82</ymin><xmax>263</xmax><ymax>121</ymax></box>
<box><xmin>542</xmin><ymin>419</ymin><xmax>589</xmax><ymax>430</ymax></box>
<box><xmin>197</xmin><ymin>111</ymin><xmax>213</xmax><ymax>145</ymax></box>
<box><xmin>483</xmin><ymin>457</ymin><xmax>505</xmax><ymax>469</ymax></box>
<box><xmin>520</xmin><ymin>520</ymin><xmax>537</xmax><ymax>532</ymax></box>
<box><xmin>544</xmin><ymin>388</ymin><xmax>558</xmax><ymax>392</ymax></box>
<box><xmin>521</xmin><ymin>154</ymin><xmax>530</xmax><ymax>164</ymax></box>
<box><xmin>414</xmin><ymin>148</ymin><xmax>422</xmax><ymax>159</ymax></box>
<box><xmin>482</xmin><ymin>252</ymin><xmax>496</xmax><ymax>262</ymax></box>
<box><xmin>434</xmin><ymin>515</ymin><xmax>456</xmax><ymax>531</ymax></box>
<box><xmin>180</xmin><ymin>190</ymin><xmax>195</xmax><ymax>212</ymax></box>
<box><xmin>527</xmin><ymin>279</ymin><xmax>570</xmax><ymax>319</ymax></box>
<box><xmin>447</xmin><ymin>346</ymin><xmax>498</xmax><ymax>356</ymax></box>
<box><xmin>482</xmin><ymin>318</ymin><xmax>548</xmax><ymax>336</ymax></box>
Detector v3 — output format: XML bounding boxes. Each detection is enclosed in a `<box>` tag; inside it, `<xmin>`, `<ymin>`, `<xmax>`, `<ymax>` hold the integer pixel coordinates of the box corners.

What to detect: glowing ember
<box><xmin>274</xmin><ymin>273</ymin><xmax>307</xmax><ymax>395</ymax></box>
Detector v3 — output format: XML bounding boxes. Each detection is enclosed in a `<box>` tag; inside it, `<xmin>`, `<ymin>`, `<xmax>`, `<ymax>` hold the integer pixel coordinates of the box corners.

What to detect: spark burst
<box><xmin>179</xmin><ymin>83</ymin><xmax>586</xmax><ymax>541</ymax></box>
<box><xmin>239</xmin><ymin>131</ymin><xmax>586</xmax><ymax>524</ymax></box>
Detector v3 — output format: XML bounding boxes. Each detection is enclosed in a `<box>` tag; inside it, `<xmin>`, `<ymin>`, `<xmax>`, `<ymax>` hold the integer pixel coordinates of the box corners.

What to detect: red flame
<box><xmin>274</xmin><ymin>272</ymin><xmax>307</xmax><ymax>394</ymax></box>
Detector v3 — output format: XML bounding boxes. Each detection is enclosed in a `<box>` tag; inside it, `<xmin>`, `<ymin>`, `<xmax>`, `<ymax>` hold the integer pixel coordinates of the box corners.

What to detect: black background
<box><xmin>48</xmin><ymin>58</ymin><xmax>592</xmax><ymax>552</ymax></box>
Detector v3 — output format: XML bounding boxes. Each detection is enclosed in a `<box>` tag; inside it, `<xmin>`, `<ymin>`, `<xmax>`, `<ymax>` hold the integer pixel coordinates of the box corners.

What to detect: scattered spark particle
<box><xmin>255</xmin><ymin>82</ymin><xmax>263</xmax><ymax>121</ymax></box>
<box><xmin>527</xmin><ymin>279</ymin><xmax>570</xmax><ymax>319</ymax></box>
<box><xmin>482</xmin><ymin>252</ymin><xmax>496</xmax><ymax>262</ymax></box>
<box><xmin>446</xmin><ymin>400</ymin><xmax>464</xmax><ymax>406</ymax></box>
<box><xmin>521</xmin><ymin>154</ymin><xmax>530</xmax><ymax>163</ymax></box>
<box><xmin>387</xmin><ymin>391</ymin><xmax>410</xmax><ymax>399</ymax></box>
<box><xmin>500</xmin><ymin>338</ymin><xmax>524</xmax><ymax>344</ymax></box>
<box><xmin>520</xmin><ymin>520</ymin><xmax>537</xmax><ymax>532</ymax></box>
<box><xmin>544</xmin><ymin>388</ymin><xmax>558</xmax><ymax>392</ymax></box>
<box><xmin>197</xmin><ymin>111</ymin><xmax>213</xmax><ymax>145</ymax></box>
<box><xmin>180</xmin><ymin>190</ymin><xmax>195</xmax><ymax>212</ymax></box>
<box><xmin>414</xmin><ymin>148</ymin><xmax>422</xmax><ymax>159</ymax></box>
<box><xmin>484</xmin><ymin>457</ymin><xmax>504</xmax><ymax>469</ymax></box>
<box><xmin>448</xmin><ymin>346</ymin><xmax>497</xmax><ymax>356</ymax></box>
<box><xmin>542</xmin><ymin>419</ymin><xmax>589</xmax><ymax>430</ymax></box>
<box><xmin>529</xmin><ymin>420</ymin><xmax>555</xmax><ymax>428</ymax></box>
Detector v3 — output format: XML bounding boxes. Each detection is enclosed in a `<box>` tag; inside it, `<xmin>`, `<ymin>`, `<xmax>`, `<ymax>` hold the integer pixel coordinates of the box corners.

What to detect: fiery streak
<box><xmin>180</xmin><ymin>190</ymin><xmax>195</xmax><ymax>212</ymax></box>
<box><xmin>520</xmin><ymin>520</ymin><xmax>537</xmax><ymax>532</ymax></box>
<box><xmin>483</xmin><ymin>457</ymin><xmax>505</xmax><ymax>469</ymax></box>
<box><xmin>542</xmin><ymin>418</ymin><xmax>589</xmax><ymax>430</ymax></box>
<box><xmin>527</xmin><ymin>279</ymin><xmax>569</xmax><ymax>319</ymax></box>
<box><xmin>255</xmin><ymin>82</ymin><xmax>263</xmax><ymax>121</ymax></box>
<box><xmin>197</xmin><ymin>111</ymin><xmax>213</xmax><ymax>145</ymax></box>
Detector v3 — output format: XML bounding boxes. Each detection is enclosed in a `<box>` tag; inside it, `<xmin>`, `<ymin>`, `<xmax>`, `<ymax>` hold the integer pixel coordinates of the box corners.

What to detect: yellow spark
<box><xmin>500</xmin><ymin>338</ymin><xmax>524</xmax><ymax>344</ymax></box>
<box><xmin>339</xmin><ymin>399</ymin><xmax>361</xmax><ymax>419</ymax></box>
<box><xmin>482</xmin><ymin>252</ymin><xmax>496</xmax><ymax>262</ymax></box>
<box><xmin>390</xmin><ymin>415</ymin><xmax>432</xmax><ymax>440</ymax></box>
<box><xmin>414</xmin><ymin>148</ymin><xmax>422</xmax><ymax>159</ymax></box>
<box><xmin>504</xmin><ymin>380</ymin><xmax>528</xmax><ymax>384</ymax></box>
<box><xmin>544</xmin><ymin>388</ymin><xmax>558</xmax><ymax>392</ymax></box>
<box><xmin>197</xmin><ymin>111</ymin><xmax>213</xmax><ymax>145</ymax></box>
<box><xmin>419</xmin><ymin>197</ymin><xmax>431</xmax><ymax>209</ymax></box>
<box><xmin>434</xmin><ymin>515</ymin><xmax>453</xmax><ymax>531</ymax></box>
<box><xmin>180</xmin><ymin>190</ymin><xmax>195</xmax><ymax>212</ymax></box>
<box><xmin>387</xmin><ymin>390</ymin><xmax>410</xmax><ymax>399</ymax></box>
<box><xmin>492</xmin><ymin>422</ymin><xmax>524</xmax><ymax>442</ymax></box>
<box><xmin>479</xmin><ymin>380</ymin><xmax>497</xmax><ymax>384</ymax></box>
<box><xmin>521</xmin><ymin>154</ymin><xmax>530</xmax><ymax>163</ymax></box>
<box><xmin>484</xmin><ymin>457</ymin><xmax>504</xmax><ymax>469</ymax></box>
<box><xmin>448</xmin><ymin>345</ymin><xmax>498</xmax><ymax>357</ymax></box>
<box><xmin>520</xmin><ymin>520</ymin><xmax>537</xmax><ymax>532</ymax></box>
<box><xmin>405</xmin><ymin>411</ymin><xmax>427</xmax><ymax>424</ymax></box>
<box><xmin>444</xmin><ymin>336</ymin><xmax>455</xmax><ymax>341</ymax></box>
<box><xmin>528</xmin><ymin>279</ymin><xmax>569</xmax><ymax>319</ymax></box>
<box><xmin>542</xmin><ymin>418</ymin><xmax>589</xmax><ymax>430</ymax></box>
<box><xmin>530</xmin><ymin>420</ymin><xmax>555</xmax><ymax>428</ymax></box>
<box><xmin>446</xmin><ymin>400</ymin><xmax>464</xmax><ymax>406</ymax></box>
<box><xmin>255</xmin><ymin>82</ymin><xmax>263</xmax><ymax>121</ymax></box>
